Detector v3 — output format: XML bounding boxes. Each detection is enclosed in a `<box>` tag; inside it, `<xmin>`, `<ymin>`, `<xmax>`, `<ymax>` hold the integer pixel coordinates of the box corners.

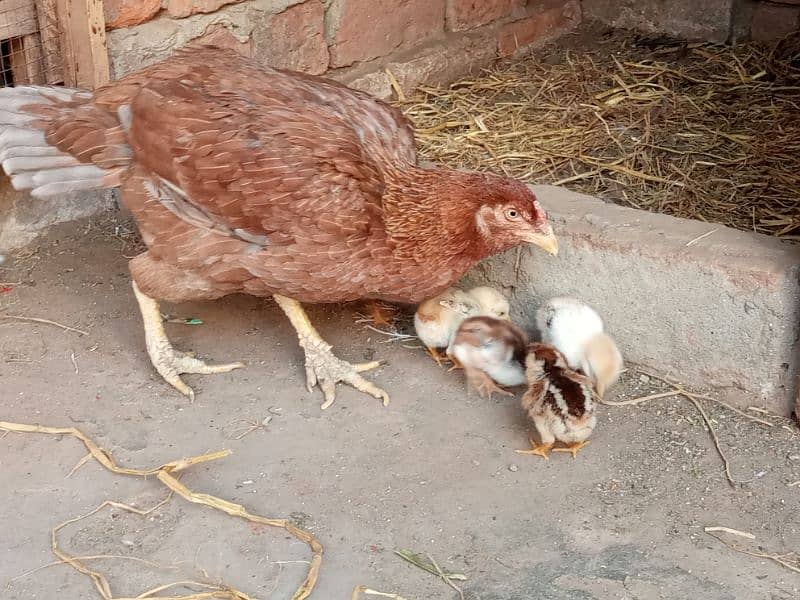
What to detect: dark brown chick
<box><xmin>447</xmin><ymin>316</ymin><xmax>528</xmax><ymax>399</ymax></box>
<box><xmin>516</xmin><ymin>343</ymin><xmax>596</xmax><ymax>459</ymax></box>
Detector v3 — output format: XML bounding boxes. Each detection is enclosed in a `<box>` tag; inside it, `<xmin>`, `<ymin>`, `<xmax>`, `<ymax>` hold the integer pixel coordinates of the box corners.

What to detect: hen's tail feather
<box><xmin>0</xmin><ymin>86</ymin><xmax>131</xmax><ymax>197</ymax></box>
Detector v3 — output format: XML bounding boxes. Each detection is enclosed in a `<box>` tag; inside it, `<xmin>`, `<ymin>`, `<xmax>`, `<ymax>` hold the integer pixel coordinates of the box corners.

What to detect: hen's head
<box><xmin>470</xmin><ymin>174</ymin><xmax>558</xmax><ymax>257</ymax></box>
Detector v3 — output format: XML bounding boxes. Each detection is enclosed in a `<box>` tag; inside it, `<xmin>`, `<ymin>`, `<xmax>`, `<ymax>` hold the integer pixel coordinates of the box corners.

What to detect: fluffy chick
<box><xmin>466</xmin><ymin>286</ymin><xmax>510</xmax><ymax>320</ymax></box>
<box><xmin>447</xmin><ymin>316</ymin><xmax>527</xmax><ymax>398</ymax></box>
<box><xmin>516</xmin><ymin>343</ymin><xmax>596</xmax><ymax>459</ymax></box>
<box><xmin>536</xmin><ymin>296</ymin><xmax>622</xmax><ymax>398</ymax></box>
<box><xmin>414</xmin><ymin>288</ymin><xmax>480</xmax><ymax>365</ymax></box>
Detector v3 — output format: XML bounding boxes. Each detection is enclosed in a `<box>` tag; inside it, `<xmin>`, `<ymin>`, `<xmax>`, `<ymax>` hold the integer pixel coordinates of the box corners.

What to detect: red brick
<box><xmin>750</xmin><ymin>3</ymin><xmax>800</xmax><ymax>41</ymax></box>
<box><xmin>329</xmin><ymin>0</ymin><xmax>446</xmax><ymax>68</ymax></box>
<box><xmin>498</xmin><ymin>0</ymin><xmax>580</xmax><ymax>57</ymax></box>
<box><xmin>167</xmin><ymin>0</ymin><xmax>245</xmax><ymax>19</ymax></box>
<box><xmin>191</xmin><ymin>23</ymin><xmax>253</xmax><ymax>57</ymax></box>
<box><xmin>252</xmin><ymin>1</ymin><xmax>329</xmax><ymax>75</ymax></box>
<box><xmin>446</xmin><ymin>0</ymin><xmax>520</xmax><ymax>32</ymax></box>
<box><xmin>104</xmin><ymin>0</ymin><xmax>160</xmax><ymax>29</ymax></box>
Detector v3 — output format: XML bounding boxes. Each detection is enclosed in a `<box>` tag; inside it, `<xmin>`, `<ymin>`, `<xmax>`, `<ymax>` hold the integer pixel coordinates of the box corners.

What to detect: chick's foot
<box><xmin>515</xmin><ymin>439</ymin><xmax>554</xmax><ymax>459</ymax></box>
<box><xmin>426</xmin><ymin>346</ymin><xmax>448</xmax><ymax>367</ymax></box>
<box><xmin>133</xmin><ymin>282</ymin><xmax>244</xmax><ymax>401</ymax></box>
<box><xmin>552</xmin><ymin>440</ymin><xmax>590</xmax><ymax>458</ymax></box>
<box><xmin>274</xmin><ymin>294</ymin><xmax>389</xmax><ymax>410</ymax></box>
<box><xmin>364</xmin><ymin>300</ymin><xmax>399</xmax><ymax>329</ymax></box>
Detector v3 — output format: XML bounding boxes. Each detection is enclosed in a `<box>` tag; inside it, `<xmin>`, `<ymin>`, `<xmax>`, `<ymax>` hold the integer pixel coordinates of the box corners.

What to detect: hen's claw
<box><xmin>274</xmin><ymin>293</ymin><xmax>389</xmax><ymax>410</ymax></box>
<box><xmin>304</xmin><ymin>343</ymin><xmax>388</xmax><ymax>409</ymax></box>
<box><xmin>133</xmin><ymin>281</ymin><xmax>244</xmax><ymax>400</ymax></box>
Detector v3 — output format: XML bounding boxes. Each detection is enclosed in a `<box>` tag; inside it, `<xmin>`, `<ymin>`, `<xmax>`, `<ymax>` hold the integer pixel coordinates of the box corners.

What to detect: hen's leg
<box><xmin>273</xmin><ymin>294</ymin><xmax>389</xmax><ymax>410</ymax></box>
<box><xmin>133</xmin><ymin>282</ymin><xmax>245</xmax><ymax>400</ymax></box>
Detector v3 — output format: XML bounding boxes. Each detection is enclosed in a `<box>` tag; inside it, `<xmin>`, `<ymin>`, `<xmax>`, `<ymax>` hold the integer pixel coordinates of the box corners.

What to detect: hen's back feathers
<box><xmin>0</xmin><ymin>46</ymin><xmax>417</xmax><ymax>209</ymax></box>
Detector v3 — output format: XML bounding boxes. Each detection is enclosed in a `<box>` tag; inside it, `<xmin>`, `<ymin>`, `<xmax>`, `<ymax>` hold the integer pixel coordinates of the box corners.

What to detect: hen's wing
<box><xmin>118</xmin><ymin>48</ymin><xmax>415</xmax><ymax>244</ymax></box>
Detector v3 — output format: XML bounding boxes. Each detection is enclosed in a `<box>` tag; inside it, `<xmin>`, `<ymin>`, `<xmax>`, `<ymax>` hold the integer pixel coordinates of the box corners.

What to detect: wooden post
<box><xmin>55</xmin><ymin>0</ymin><xmax>109</xmax><ymax>89</ymax></box>
<box><xmin>35</xmin><ymin>0</ymin><xmax>64</xmax><ymax>84</ymax></box>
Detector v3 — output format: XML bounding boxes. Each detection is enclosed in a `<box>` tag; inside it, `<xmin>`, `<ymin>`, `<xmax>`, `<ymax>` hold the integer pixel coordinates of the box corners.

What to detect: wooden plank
<box><xmin>0</xmin><ymin>0</ymin><xmax>38</xmax><ymax>40</ymax></box>
<box><xmin>35</xmin><ymin>0</ymin><xmax>64</xmax><ymax>84</ymax></box>
<box><xmin>22</xmin><ymin>34</ymin><xmax>45</xmax><ymax>83</ymax></box>
<box><xmin>55</xmin><ymin>0</ymin><xmax>109</xmax><ymax>89</ymax></box>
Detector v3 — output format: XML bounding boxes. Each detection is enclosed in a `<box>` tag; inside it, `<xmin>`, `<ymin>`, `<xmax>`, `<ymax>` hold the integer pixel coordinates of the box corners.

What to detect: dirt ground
<box><xmin>1</xmin><ymin>213</ymin><xmax>799</xmax><ymax>600</ymax></box>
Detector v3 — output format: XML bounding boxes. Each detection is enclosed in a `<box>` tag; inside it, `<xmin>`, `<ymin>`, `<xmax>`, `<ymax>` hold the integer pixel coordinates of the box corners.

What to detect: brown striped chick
<box><xmin>414</xmin><ymin>288</ymin><xmax>481</xmax><ymax>366</ymax></box>
<box><xmin>536</xmin><ymin>296</ymin><xmax>622</xmax><ymax>399</ymax></box>
<box><xmin>466</xmin><ymin>286</ymin><xmax>511</xmax><ymax>320</ymax></box>
<box><xmin>516</xmin><ymin>342</ymin><xmax>596</xmax><ymax>459</ymax></box>
<box><xmin>447</xmin><ymin>316</ymin><xmax>528</xmax><ymax>399</ymax></box>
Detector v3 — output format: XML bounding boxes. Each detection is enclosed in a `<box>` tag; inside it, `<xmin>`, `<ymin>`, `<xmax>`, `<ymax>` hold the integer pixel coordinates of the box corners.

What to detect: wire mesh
<box><xmin>0</xmin><ymin>0</ymin><xmax>62</xmax><ymax>87</ymax></box>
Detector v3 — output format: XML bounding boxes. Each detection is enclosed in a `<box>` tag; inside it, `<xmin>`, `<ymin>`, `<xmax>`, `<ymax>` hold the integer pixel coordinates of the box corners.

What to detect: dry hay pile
<box><xmin>400</xmin><ymin>31</ymin><xmax>800</xmax><ymax>240</ymax></box>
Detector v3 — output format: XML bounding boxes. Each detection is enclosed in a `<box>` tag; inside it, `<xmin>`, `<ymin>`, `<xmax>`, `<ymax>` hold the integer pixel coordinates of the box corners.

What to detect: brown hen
<box><xmin>0</xmin><ymin>46</ymin><xmax>558</xmax><ymax>408</ymax></box>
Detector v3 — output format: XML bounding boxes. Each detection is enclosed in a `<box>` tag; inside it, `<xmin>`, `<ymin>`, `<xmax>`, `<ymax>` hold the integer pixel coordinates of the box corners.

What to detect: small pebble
<box><xmin>121</xmin><ymin>539</ymin><xmax>135</xmax><ymax>547</ymax></box>
<box><xmin>639</xmin><ymin>374</ymin><xmax>650</xmax><ymax>384</ymax></box>
<box><xmin>508</xmin><ymin>464</ymin><xmax>519</xmax><ymax>472</ymax></box>
<box><xmin>788</xmin><ymin>455</ymin><xmax>800</xmax><ymax>461</ymax></box>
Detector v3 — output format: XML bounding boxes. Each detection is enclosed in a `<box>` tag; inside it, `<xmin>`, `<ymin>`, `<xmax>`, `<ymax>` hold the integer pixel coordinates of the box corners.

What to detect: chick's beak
<box><xmin>522</xmin><ymin>223</ymin><xmax>558</xmax><ymax>255</ymax></box>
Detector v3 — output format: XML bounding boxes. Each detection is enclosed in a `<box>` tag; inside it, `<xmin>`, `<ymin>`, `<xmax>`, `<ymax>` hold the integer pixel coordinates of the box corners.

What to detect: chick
<box><xmin>447</xmin><ymin>316</ymin><xmax>528</xmax><ymax>399</ymax></box>
<box><xmin>536</xmin><ymin>296</ymin><xmax>622</xmax><ymax>398</ymax></box>
<box><xmin>516</xmin><ymin>342</ymin><xmax>596</xmax><ymax>459</ymax></box>
<box><xmin>466</xmin><ymin>286</ymin><xmax>510</xmax><ymax>320</ymax></box>
<box><xmin>414</xmin><ymin>288</ymin><xmax>480</xmax><ymax>366</ymax></box>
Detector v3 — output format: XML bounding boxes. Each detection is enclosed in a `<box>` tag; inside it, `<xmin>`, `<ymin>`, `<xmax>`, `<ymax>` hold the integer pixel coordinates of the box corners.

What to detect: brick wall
<box><xmin>102</xmin><ymin>0</ymin><xmax>581</xmax><ymax>99</ymax></box>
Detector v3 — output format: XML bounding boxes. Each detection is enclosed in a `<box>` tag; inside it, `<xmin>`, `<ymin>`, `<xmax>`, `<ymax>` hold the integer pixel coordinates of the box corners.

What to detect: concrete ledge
<box><xmin>463</xmin><ymin>184</ymin><xmax>800</xmax><ymax>415</ymax></box>
<box><xmin>0</xmin><ymin>178</ymin><xmax>116</xmax><ymax>252</ymax></box>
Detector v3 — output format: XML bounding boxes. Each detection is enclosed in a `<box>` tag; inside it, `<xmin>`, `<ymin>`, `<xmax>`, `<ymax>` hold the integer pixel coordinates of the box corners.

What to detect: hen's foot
<box><xmin>552</xmin><ymin>440</ymin><xmax>590</xmax><ymax>458</ymax></box>
<box><xmin>466</xmin><ymin>367</ymin><xmax>514</xmax><ymax>399</ymax></box>
<box><xmin>133</xmin><ymin>282</ymin><xmax>244</xmax><ymax>400</ymax></box>
<box><xmin>274</xmin><ymin>294</ymin><xmax>389</xmax><ymax>410</ymax></box>
<box><xmin>515</xmin><ymin>439</ymin><xmax>554</xmax><ymax>459</ymax></box>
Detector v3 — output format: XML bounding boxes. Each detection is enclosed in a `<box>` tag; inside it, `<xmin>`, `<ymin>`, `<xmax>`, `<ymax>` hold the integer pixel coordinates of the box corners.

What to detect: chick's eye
<box><xmin>505</xmin><ymin>209</ymin><xmax>519</xmax><ymax>219</ymax></box>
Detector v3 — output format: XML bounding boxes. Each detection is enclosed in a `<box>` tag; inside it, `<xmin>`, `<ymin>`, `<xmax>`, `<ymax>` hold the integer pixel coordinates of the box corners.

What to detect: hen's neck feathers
<box><xmin>382</xmin><ymin>167</ymin><xmax>489</xmax><ymax>264</ymax></box>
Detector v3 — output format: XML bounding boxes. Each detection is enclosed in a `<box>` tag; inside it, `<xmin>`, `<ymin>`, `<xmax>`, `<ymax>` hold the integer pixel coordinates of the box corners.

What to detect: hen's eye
<box><xmin>505</xmin><ymin>209</ymin><xmax>519</xmax><ymax>219</ymax></box>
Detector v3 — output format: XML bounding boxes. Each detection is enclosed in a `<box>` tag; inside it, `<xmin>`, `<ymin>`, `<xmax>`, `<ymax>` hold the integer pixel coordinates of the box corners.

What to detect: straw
<box><xmin>398</xmin><ymin>31</ymin><xmax>800</xmax><ymax>240</ymax></box>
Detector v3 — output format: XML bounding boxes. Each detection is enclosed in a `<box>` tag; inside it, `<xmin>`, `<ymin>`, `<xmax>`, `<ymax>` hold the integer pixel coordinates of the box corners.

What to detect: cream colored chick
<box><xmin>536</xmin><ymin>296</ymin><xmax>622</xmax><ymax>398</ymax></box>
<box><xmin>516</xmin><ymin>343</ymin><xmax>596</xmax><ymax>459</ymax></box>
<box><xmin>466</xmin><ymin>286</ymin><xmax>510</xmax><ymax>320</ymax></box>
<box><xmin>447</xmin><ymin>316</ymin><xmax>527</xmax><ymax>398</ymax></box>
<box><xmin>414</xmin><ymin>288</ymin><xmax>480</xmax><ymax>366</ymax></box>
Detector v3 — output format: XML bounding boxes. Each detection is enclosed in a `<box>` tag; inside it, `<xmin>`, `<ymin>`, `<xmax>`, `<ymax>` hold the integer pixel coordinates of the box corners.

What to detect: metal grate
<box><xmin>0</xmin><ymin>0</ymin><xmax>62</xmax><ymax>87</ymax></box>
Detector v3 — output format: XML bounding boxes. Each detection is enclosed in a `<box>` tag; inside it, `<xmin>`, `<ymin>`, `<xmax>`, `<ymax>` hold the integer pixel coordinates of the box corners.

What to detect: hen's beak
<box><xmin>523</xmin><ymin>223</ymin><xmax>559</xmax><ymax>255</ymax></box>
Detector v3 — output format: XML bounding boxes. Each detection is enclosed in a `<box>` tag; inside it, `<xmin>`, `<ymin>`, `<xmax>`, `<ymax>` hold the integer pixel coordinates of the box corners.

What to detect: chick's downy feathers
<box><xmin>519</xmin><ymin>343</ymin><xmax>596</xmax><ymax>458</ymax></box>
<box><xmin>449</xmin><ymin>315</ymin><xmax>528</xmax><ymax>397</ymax></box>
<box><xmin>536</xmin><ymin>297</ymin><xmax>622</xmax><ymax>398</ymax></box>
